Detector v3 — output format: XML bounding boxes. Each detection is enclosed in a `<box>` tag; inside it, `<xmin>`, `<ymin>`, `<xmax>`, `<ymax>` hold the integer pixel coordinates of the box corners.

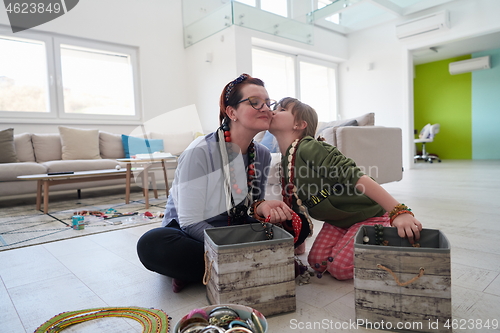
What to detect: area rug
<box><xmin>0</xmin><ymin>191</ymin><xmax>166</xmax><ymax>251</ymax></box>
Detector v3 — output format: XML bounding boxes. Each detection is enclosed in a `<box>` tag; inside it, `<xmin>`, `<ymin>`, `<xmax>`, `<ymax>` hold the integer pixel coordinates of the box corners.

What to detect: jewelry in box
<box><xmin>177</xmin><ymin>306</ymin><xmax>265</xmax><ymax>333</ymax></box>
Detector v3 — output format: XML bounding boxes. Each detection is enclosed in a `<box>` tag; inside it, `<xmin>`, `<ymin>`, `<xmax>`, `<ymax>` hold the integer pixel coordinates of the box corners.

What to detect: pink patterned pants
<box><xmin>307</xmin><ymin>214</ymin><xmax>390</xmax><ymax>280</ymax></box>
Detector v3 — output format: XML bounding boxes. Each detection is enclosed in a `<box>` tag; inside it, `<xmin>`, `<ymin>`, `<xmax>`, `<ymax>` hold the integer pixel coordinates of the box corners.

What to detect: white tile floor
<box><xmin>1</xmin><ymin>160</ymin><xmax>499</xmax><ymax>332</ymax></box>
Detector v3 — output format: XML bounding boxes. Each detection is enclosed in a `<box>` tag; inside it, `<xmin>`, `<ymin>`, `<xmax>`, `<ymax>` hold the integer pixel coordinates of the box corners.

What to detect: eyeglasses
<box><xmin>236</xmin><ymin>96</ymin><xmax>277</xmax><ymax>111</ymax></box>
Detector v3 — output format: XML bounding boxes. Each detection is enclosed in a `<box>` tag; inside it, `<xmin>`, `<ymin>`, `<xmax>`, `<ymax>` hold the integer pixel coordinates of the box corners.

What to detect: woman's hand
<box><xmin>256</xmin><ymin>200</ymin><xmax>293</xmax><ymax>224</ymax></box>
<box><xmin>391</xmin><ymin>213</ymin><xmax>422</xmax><ymax>244</ymax></box>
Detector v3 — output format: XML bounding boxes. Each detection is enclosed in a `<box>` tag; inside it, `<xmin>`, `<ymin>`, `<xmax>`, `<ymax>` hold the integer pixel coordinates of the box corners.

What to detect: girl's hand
<box><xmin>257</xmin><ymin>200</ymin><xmax>293</xmax><ymax>224</ymax></box>
<box><xmin>391</xmin><ymin>213</ymin><xmax>422</xmax><ymax>244</ymax></box>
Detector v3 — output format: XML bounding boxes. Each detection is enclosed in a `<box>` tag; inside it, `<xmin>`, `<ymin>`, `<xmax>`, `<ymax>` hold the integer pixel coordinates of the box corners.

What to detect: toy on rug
<box><xmin>34</xmin><ymin>307</ymin><xmax>170</xmax><ymax>333</ymax></box>
<box><xmin>73</xmin><ymin>209</ymin><xmax>164</xmax><ymax>220</ymax></box>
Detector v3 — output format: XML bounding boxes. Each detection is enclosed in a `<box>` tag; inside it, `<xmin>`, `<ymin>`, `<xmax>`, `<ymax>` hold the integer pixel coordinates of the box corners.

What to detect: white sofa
<box><xmin>258</xmin><ymin>113</ymin><xmax>403</xmax><ymax>201</ymax></box>
<box><xmin>0</xmin><ymin>127</ymin><xmax>194</xmax><ymax>198</ymax></box>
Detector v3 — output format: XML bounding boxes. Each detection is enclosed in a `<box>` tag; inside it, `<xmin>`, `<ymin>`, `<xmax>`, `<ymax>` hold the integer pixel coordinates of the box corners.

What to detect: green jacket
<box><xmin>281</xmin><ymin>136</ymin><xmax>385</xmax><ymax>228</ymax></box>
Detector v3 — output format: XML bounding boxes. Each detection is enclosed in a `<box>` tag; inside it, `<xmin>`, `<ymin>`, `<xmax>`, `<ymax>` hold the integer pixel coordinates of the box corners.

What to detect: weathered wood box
<box><xmin>354</xmin><ymin>226</ymin><xmax>451</xmax><ymax>333</ymax></box>
<box><xmin>204</xmin><ymin>223</ymin><xmax>296</xmax><ymax>317</ymax></box>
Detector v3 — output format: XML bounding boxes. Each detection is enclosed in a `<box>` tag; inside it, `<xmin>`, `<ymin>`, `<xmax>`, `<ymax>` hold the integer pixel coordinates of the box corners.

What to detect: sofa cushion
<box><xmin>317</xmin><ymin>119</ymin><xmax>359</xmax><ymax>146</ymax></box>
<box><xmin>100</xmin><ymin>131</ymin><xmax>125</xmax><ymax>159</ymax></box>
<box><xmin>151</xmin><ymin>131</ymin><xmax>193</xmax><ymax>156</ymax></box>
<box><xmin>253</xmin><ymin>131</ymin><xmax>266</xmax><ymax>143</ymax></box>
<box><xmin>353</xmin><ymin>112</ymin><xmax>374</xmax><ymax>126</ymax></box>
<box><xmin>14</xmin><ymin>133</ymin><xmax>36</xmax><ymax>162</ymax></box>
<box><xmin>316</xmin><ymin>112</ymin><xmax>374</xmax><ymax>135</ymax></box>
<box><xmin>122</xmin><ymin>134</ymin><xmax>164</xmax><ymax>158</ymax></box>
<box><xmin>42</xmin><ymin>159</ymin><xmax>121</xmax><ymax>173</ymax></box>
<box><xmin>32</xmin><ymin>133</ymin><xmax>62</xmax><ymax>162</ymax></box>
<box><xmin>0</xmin><ymin>162</ymin><xmax>47</xmax><ymax>181</ymax></box>
<box><xmin>0</xmin><ymin>128</ymin><xmax>18</xmax><ymax>163</ymax></box>
<box><xmin>59</xmin><ymin>126</ymin><xmax>101</xmax><ymax>160</ymax></box>
<box><xmin>259</xmin><ymin>131</ymin><xmax>279</xmax><ymax>153</ymax></box>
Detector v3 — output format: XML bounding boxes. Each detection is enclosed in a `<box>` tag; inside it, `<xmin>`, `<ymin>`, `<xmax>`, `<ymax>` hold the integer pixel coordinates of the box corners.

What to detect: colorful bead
<box><xmin>374</xmin><ymin>224</ymin><xmax>388</xmax><ymax>245</ymax></box>
<box><xmin>222</xmin><ymin>127</ymin><xmax>257</xmax><ymax>225</ymax></box>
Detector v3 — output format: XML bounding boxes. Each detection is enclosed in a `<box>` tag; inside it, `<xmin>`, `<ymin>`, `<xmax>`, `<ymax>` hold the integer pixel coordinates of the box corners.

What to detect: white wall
<box><xmin>0</xmin><ymin>0</ymin><xmax>190</xmax><ymax>135</ymax></box>
<box><xmin>184</xmin><ymin>27</ymin><xmax>239</xmax><ymax>133</ymax></box>
<box><xmin>339</xmin><ymin>0</ymin><xmax>500</xmax><ymax>169</ymax></box>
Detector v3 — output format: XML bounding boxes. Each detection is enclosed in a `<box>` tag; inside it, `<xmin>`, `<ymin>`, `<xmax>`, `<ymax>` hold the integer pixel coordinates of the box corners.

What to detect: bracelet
<box><xmin>389</xmin><ymin>210</ymin><xmax>414</xmax><ymax>226</ymax></box>
<box><xmin>388</xmin><ymin>203</ymin><xmax>411</xmax><ymax>219</ymax></box>
<box><xmin>250</xmin><ymin>199</ymin><xmax>266</xmax><ymax>222</ymax></box>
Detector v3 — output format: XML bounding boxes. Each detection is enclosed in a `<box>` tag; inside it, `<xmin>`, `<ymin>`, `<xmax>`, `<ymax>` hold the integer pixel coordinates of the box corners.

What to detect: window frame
<box><xmin>252</xmin><ymin>45</ymin><xmax>339</xmax><ymax>121</ymax></box>
<box><xmin>0</xmin><ymin>25</ymin><xmax>142</xmax><ymax>124</ymax></box>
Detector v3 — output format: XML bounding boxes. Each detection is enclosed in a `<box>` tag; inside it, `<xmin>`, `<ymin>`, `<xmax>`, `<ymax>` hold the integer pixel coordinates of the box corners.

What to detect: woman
<box><xmin>269</xmin><ymin>97</ymin><xmax>423</xmax><ymax>280</ymax></box>
<box><xmin>137</xmin><ymin>74</ymin><xmax>297</xmax><ymax>292</ymax></box>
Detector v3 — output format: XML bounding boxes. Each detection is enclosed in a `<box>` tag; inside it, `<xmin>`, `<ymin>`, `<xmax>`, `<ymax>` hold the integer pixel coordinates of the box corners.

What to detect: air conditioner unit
<box><xmin>396</xmin><ymin>11</ymin><xmax>449</xmax><ymax>40</ymax></box>
<box><xmin>449</xmin><ymin>56</ymin><xmax>491</xmax><ymax>75</ymax></box>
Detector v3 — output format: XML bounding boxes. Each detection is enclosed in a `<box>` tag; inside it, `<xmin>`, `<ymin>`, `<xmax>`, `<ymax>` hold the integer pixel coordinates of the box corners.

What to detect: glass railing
<box><xmin>182</xmin><ymin>0</ymin><xmax>314</xmax><ymax>48</ymax></box>
<box><xmin>232</xmin><ymin>2</ymin><xmax>313</xmax><ymax>45</ymax></box>
<box><xmin>183</xmin><ymin>3</ymin><xmax>232</xmax><ymax>48</ymax></box>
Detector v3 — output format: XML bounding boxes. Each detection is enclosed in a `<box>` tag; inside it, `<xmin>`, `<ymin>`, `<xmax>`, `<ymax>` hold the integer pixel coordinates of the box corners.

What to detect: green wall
<box><xmin>414</xmin><ymin>55</ymin><xmax>472</xmax><ymax>159</ymax></box>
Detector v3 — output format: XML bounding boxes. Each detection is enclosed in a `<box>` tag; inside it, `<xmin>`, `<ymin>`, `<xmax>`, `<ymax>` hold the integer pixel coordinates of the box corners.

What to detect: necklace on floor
<box><xmin>219</xmin><ymin>121</ymin><xmax>257</xmax><ymax>224</ymax></box>
<box><xmin>34</xmin><ymin>307</ymin><xmax>169</xmax><ymax>333</ymax></box>
<box><xmin>281</xmin><ymin>138</ymin><xmax>314</xmax><ymax>237</ymax></box>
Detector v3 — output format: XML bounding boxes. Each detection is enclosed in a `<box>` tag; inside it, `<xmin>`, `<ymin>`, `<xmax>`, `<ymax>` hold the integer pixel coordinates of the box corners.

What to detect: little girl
<box><xmin>269</xmin><ymin>97</ymin><xmax>422</xmax><ymax>280</ymax></box>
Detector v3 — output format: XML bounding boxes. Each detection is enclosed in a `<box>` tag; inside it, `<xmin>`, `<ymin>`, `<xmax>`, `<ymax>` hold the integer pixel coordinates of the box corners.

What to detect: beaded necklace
<box><xmin>219</xmin><ymin>122</ymin><xmax>258</xmax><ymax>224</ymax></box>
<box><xmin>281</xmin><ymin>138</ymin><xmax>314</xmax><ymax>237</ymax></box>
<box><xmin>34</xmin><ymin>307</ymin><xmax>169</xmax><ymax>333</ymax></box>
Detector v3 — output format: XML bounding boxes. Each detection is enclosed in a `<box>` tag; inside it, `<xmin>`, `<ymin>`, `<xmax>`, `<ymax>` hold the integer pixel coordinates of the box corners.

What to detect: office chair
<box><xmin>414</xmin><ymin>123</ymin><xmax>441</xmax><ymax>163</ymax></box>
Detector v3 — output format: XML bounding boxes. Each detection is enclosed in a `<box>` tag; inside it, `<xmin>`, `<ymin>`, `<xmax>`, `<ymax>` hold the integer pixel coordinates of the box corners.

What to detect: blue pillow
<box><xmin>260</xmin><ymin>131</ymin><xmax>279</xmax><ymax>153</ymax></box>
<box><xmin>121</xmin><ymin>135</ymin><xmax>164</xmax><ymax>158</ymax></box>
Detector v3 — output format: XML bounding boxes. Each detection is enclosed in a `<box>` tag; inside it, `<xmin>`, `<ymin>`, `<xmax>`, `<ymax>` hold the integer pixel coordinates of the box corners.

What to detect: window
<box><xmin>0</xmin><ymin>36</ymin><xmax>49</xmax><ymax>113</ymax></box>
<box><xmin>251</xmin><ymin>48</ymin><xmax>295</xmax><ymax>101</ymax></box>
<box><xmin>252</xmin><ymin>47</ymin><xmax>338</xmax><ymax>121</ymax></box>
<box><xmin>236</xmin><ymin>0</ymin><xmax>288</xmax><ymax>17</ymax></box>
<box><xmin>59</xmin><ymin>44</ymin><xmax>136</xmax><ymax>116</ymax></box>
<box><xmin>261</xmin><ymin>0</ymin><xmax>288</xmax><ymax>17</ymax></box>
<box><xmin>0</xmin><ymin>26</ymin><xmax>141</xmax><ymax>122</ymax></box>
<box><xmin>317</xmin><ymin>0</ymin><xmax>341</xmax><ymax>24</ymax></box>
<box><xmin>299</xmin><ymin>60</ymin><xmax>337</xmax><ymax>122</ymax></box>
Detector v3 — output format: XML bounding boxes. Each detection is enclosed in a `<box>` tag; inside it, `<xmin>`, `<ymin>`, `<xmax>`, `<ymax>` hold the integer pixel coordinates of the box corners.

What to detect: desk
<box><xmin>17</xmin><ymin>169</ymin><xmax>127</xmax><ymax>214</ymax></box>
<box><xmin>117</xmin><ymin>156</ymin><xmax>177</xmax><ymax>209</ymax></box>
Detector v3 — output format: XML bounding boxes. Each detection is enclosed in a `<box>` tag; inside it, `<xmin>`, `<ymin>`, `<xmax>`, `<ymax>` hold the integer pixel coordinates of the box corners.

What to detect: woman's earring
<box><xmin>233</xmin><ymin>118</ymin><xmax>237</xmax><ymax>122</ymax></box>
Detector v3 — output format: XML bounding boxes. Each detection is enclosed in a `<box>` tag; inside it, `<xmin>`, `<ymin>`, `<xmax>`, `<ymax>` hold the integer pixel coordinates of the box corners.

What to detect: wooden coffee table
<box><xmin>18</xmin><ymin>169</ymin><xmax>127</xmax><ymax>214</ymax></box>
<box><xmin>117</xmin><ymin>156</ymin><xmax>177</xmax><ymax>209</ymax></box>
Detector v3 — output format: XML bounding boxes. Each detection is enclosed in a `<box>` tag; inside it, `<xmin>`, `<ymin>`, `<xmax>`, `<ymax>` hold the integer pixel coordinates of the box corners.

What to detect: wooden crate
<box><xmin>354</xmin><ymin>226</ymin><xmax>451</xmax><ymax>333</ymax></box>
<box><xmin>204</xmin><ymin>223</ymin><xmax>296</xmax><ymax>316</ymax></box>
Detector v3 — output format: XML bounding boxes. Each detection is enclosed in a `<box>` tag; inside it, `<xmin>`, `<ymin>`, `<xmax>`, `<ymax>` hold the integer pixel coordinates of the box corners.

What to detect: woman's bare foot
<box><xmin>172</xmin><ymin>278</ymin><xmax>188</xmax><ymax>293</ymax></box>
